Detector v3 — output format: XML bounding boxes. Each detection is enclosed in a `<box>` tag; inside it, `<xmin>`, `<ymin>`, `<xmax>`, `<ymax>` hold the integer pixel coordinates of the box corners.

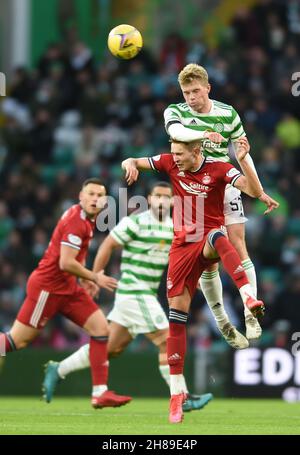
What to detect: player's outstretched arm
<box><xmin>257</xmin><ymin>191</ymin><xmax>280</xmax><ymax>214</ymax></box>
<box><xmin>234</xmin><ymin>138</ymin><xmax>280</xmax><ymax>213</ymax></box>
<box><xmin>234</xmin><ymin>138</ymin><xmax>279</xmax><ymax>215</ymax></box>
<box><xmin>234</xmin><ymin>137</ymin><xmax>263</xmax><ymax>198</ymax></box>
<box><xmin>233</xmin><ymin>137</ymin><xmax>263</xmax><ymax>187</ymax></box>
<box><xmin>121</xmin><ymin>157</ymin><xmax>151</xmax><ymax>185</ymax></box>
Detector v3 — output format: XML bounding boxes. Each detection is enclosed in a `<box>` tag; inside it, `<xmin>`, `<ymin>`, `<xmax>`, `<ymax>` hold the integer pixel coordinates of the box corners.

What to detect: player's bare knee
<box><xmin>84</xmin><ymin>318</ymin><xmax>109</xmax><ymax>337</ymax></box>
<box><xmin>17</xmin><ymin>340</ymin><xmax>29</xmax><ymax>349</ymax></box>
<box><xmin>14</xmin><ymin>338</ymin><xmax>29</xmax><ymax>350</ymax></box>
<box><xmin>108</xmin><ymin>344</ymin><xmax>125</xmax><ymax>358</ymax></box>
<box><xmin>84</xmin><ymin>310</ymin><xmax>109</xmax><ymax>337</ymax></box>
<box><xmin>88</xmin><ymin>327</ymin><xmax>109</xmax><ymax>338</ymax></box>
<box><xmin>7</xmin><ymin>330</ymin><xmax>32</xmax><ymax>350</ymax></box>
<box><xmin>203</xmin><ymin>229</ymin><xmax>226</xmax><ymax>258</ymax></box>
<box><xmin>207</xmin><ymin>228</ymin><xmax>226</xmax><ymax>247</ymax></box>
<box><xmin>147</xmin><ymin>329</ymin><xmax>168</xmax><ymax>349</ymax></box>
<box><xmin>158</xmin><ymin>339</ymin><xmax>167</xmax><ymax>354</ymax></box>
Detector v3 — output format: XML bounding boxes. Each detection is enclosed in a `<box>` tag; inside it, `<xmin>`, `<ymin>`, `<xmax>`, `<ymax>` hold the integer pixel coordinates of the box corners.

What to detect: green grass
<box><xmin>0</xmin><ymin>397</ymin><xmax>299</xmax><ymax>435</ymax></box>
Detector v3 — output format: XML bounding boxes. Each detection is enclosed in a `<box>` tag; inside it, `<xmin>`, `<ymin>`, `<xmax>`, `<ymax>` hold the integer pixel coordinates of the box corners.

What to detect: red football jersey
<box><xmin>148</xmin><ymin>154</ymin><xmax>242</xmax><ymax>243</ymax></box>
<box><xmin>32</xmin><ymin>204</ymin><xmax>95</xmax><ymax>294</ymax></box>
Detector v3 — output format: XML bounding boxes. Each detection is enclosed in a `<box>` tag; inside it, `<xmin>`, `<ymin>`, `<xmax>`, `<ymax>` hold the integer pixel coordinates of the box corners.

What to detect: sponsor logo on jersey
<box><xmin>148</xmin><ymin>245</ymin><xmax>169</xmax><ymax>257</ymax></box>
<box><xmin>68</xmin><ymin>234</ymin><xmax>82</xmax><ymax>246</ymax></box>
<box><xmin>179</xmin><ymin>180</ymin><xmax>208</xmax><ymax>197</ymax></box>
<box><xmin>202</xmin><ymin>139</ymin><xmax>222</xmax><ymax>149</ymax></box>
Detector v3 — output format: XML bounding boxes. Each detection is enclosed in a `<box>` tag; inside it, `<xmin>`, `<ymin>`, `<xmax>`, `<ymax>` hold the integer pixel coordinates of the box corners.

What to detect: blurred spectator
<box><xmin>69</xmin><ymin>41</ymin><xmax>94</xmax><ymax>74</ymax></box>
<box><xmin>160</xmin><ymin>33</ymin><xmax>187</xmax><ymax>73</ymax></box>
<box><xmin>0</xmin><ymin>202</ymin><xmax>15</xmax><ymax>248</ymax></box>
<box><xmin>28</xmin><ymin>109</ymin><xmax>54</xmax><ymax>163</ymax></box>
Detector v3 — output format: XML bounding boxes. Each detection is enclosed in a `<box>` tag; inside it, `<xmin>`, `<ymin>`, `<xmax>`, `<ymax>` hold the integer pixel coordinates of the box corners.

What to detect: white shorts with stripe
<box><xmin>107</xmin><ymin>293</ymin><xmax>169</xmax><ymax>338</ymax></box>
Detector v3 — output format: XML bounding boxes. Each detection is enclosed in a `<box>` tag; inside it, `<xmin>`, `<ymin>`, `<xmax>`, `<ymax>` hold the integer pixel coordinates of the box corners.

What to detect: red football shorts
<box><xmin>17</xmin><ymin>274</ymin><xmax>99</xmax><ymax>329</ymax></box>
<box><xmin>167</xmin><ymin>237</ymin><xmax>219</xmax><ymax>299</ymax></box>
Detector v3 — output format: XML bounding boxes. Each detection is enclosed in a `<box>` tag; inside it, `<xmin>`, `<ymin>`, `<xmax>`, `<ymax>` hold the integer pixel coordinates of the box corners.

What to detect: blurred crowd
<box><xmin>0</xmin><ymin>0</ymin><xmax>300</xmax><ymax>351</ymax></box>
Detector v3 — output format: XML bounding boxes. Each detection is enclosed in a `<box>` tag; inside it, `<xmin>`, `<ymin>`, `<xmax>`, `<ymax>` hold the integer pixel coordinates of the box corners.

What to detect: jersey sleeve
<box><xmin>110</xmin><ymin>215</ymin><xmax>139</xmax><ymax>246</ymax></box>
<box><xmin>60</xmin><ymin>220</ymin><xmax>86</xmax><ymax>251</ymax></box>
<box><xmin>222</xmin><ymin>163</ymin><xmax>242</xmax><ymax>186</ymax></box>
<box><xmin>164</xmin><ymin>105</ymin><xmax>182</xmax><ymax>133</ymax></box>
<box><xmin>230</xmin><ymin>108</ymin><xmax>246</xmax><ymax>142</ymax></box>
<box><xmin>148</xmin><ymin>153</ymin><xmax>173</xmax><ymax>173</ymax></box>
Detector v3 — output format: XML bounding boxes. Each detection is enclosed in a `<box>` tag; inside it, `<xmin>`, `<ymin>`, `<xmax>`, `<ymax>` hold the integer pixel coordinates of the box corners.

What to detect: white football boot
<box><xmin>219</xmin><ymin>322</ymin><xmax>249</xmax><ymax>349</ymax></box>
<box><xmin>245</xmin><ymin>314</ymin><xmax>262</xmax><ymax>340</ymax></box>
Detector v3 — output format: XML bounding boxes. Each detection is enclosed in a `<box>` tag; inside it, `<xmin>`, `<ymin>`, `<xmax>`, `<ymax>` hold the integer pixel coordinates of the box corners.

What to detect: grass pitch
<box><xmin>0</xmin><ymin>397</ymin><xmax>299</xmax><ymax>435</ymax></box>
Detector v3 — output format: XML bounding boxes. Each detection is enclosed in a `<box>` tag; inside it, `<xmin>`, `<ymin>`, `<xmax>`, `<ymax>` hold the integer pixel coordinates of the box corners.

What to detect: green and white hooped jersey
<box><xmin>110</xmin><ymin>210</ymin><xmax>173</xmax><ymax>297</ymax></box>
<box><xmin>164</xmin><ymin>100</ymin><xmax>245</xmax><ymax>162</ymax></box>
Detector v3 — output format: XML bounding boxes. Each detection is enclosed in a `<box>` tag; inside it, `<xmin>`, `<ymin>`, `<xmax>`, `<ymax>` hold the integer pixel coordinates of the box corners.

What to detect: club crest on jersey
<box><xmin>202</xmin><ymin>173</ymin><xmax>211</xmax><ymax>184</ymax></box>
<box><xmin>213</xmin><ymin>122</ymin><xmax>224</xmax><ymax>133</ymax></box>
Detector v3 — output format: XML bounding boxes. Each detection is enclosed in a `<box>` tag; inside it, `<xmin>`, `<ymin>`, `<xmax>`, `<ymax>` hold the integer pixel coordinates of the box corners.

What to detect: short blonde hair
<box><xmin>171</xmin><ymin>139</ymin><xmax>201</xmax><ymax>151</ymax></box>
<box><xmin>178</xmin><ymin>63</ymin><xmax>209</xmax><ymax>86</ymax></box>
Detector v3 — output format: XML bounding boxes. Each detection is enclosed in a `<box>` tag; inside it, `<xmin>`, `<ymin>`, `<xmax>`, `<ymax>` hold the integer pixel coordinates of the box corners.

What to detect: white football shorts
<box><xmin>224</xmin><ymin>185</ymin><xmax>248</xmax><ymax>226</ymax></box>
<box><xmin>107</xmin><ymin>293</ymin><xmax>169</xmax><ymax>338</ymax></box>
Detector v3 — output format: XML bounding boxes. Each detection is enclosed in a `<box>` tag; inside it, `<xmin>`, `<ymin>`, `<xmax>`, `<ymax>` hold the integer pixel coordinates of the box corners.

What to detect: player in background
<box><xmin>43</xmin><ymin>182</ymin><xmax>213</xmax><ymax>413</ymax></box>
<box><xmin>164</xmin><ymin>63</ymin><xmax>279</xmax><ymax>342</ymax></box>
<box><xmin>122</xmin><ymin>137</ymin><xmax>266</xmax><ymax>422</ymax></box>
<box><xmin>0</xmin><ymin>178</ymin><xmax>131</xmax><ymax>409</ymax></box>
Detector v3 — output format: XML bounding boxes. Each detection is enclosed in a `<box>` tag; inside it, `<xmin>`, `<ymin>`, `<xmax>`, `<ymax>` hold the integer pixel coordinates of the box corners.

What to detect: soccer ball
<box><xmin>107</xmin><ymin>24</ymin><xmax>143</xmax><ymax>60</ymax></box>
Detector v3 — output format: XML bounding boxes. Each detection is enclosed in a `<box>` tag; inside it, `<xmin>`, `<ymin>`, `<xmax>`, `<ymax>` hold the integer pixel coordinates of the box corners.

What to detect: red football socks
<box><xmin>167</xmin><ymin>321</ymin><xmax>187</xmax><ymax>375</ymax></box>
<box><xmin>213</xmin><ymin>235</ymin><xmax>249</xmax><ymax>289</ymax></box>
<box><xmin>89</xmin><ymin>337</ymin><xmax>109</xmax><ymax>386</ymax></box>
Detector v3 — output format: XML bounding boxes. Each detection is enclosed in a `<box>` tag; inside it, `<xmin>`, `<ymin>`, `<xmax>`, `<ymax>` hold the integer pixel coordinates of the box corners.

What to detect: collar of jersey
<box><xmin>79</xmin><ymin>205</ymin><xmax>95</xmax><ymax>223</ymax></box>
<box><xmin>189</xmin><ymin>156</ymin><xmax>206</xmax><ymax>174</ymax></box>
<box><xmin>188</xmin><ymin>99</ymin><xmax>214</xmax><ymax>116</ymax></box>
<box><xmin>148</xmin><ymin>209</ymin><xmax>171</xmax><ymax>225</ymax></box>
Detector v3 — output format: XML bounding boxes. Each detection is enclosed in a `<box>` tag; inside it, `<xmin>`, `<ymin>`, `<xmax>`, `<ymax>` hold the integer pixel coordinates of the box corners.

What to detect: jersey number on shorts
<box><xmin>230</xmin><ymin>196</ymin><xmax>244</xmax><ymax>215</ymax></box>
